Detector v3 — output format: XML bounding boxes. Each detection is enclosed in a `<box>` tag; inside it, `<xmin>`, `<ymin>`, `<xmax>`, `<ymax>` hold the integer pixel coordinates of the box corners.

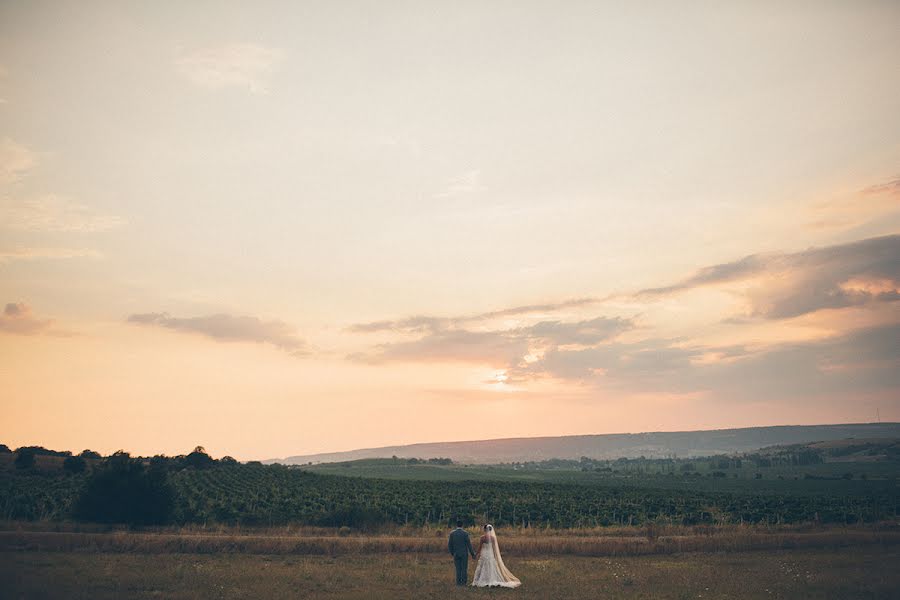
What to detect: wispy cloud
<box><xmin>350</xmin><ymin>315</ymin><xmax>633</xmax><ymax>366</ymax></box>
<box><xmin>355</xmin><ymin>329</ymin><xmax>530</xmax><ymax>365</ymax></box>
<box><xmin>0</xmin><ymin>302</ymin><xmax>53</xmax><ymax>335</ymax></box>
<box><xmin>347</xmin><ymin>233</ymin><xmax>900</xmax><ymax>405</ymax></box>
<box><xmin>0</xmin><ymin>195</ymin><xmax>126</xmax><ymax>233</ymax></box>
<box><xmin>349</xmin><ymin>315</ymin><xmax>448</xmax><ymax>334</ymax></box>
<box><xmin>514</xmin><ymin>324</ymin><xmax>900</xmax><ymax>401</ymax></box>
<box><xmin>807</xmin><ymin>176</ymin><xmax>900</xmax><ymax>231</ymax></box>
<box><xmin>127</xmin><ymin>312</ymin><xmax>308</xmax><ymax>356</ymax></box>
<box><xmin>0</xmin><ymin>138</ymin><xmax>37</xmax><ymax>185</ymax></box>
<box><xmin>0</xmin><ymin>247</ymin><xmax>102</xmax><ymax>263</ymax></box>
<box><xmin>637</xmin><ymin>234</ymin><xmax>900</xmax><ymax>319</ymax></box>
<box><xmin>176</xmin><ymin>43</ymin><xmax>284</xmax><ymax>94</ymax></box>
<box><xmin>519</xmin><ymin>316</ymin><xmax>633</xmax><ymax>346</ymax></box>
<box><xmin>861</xmin><ymin>176</ymin><xmax>900</xmax><ymax>197</ymax></box>
<box><xmin>434</xmin><ymin>169</ymin><xmax>487</xmax><ymax>198</ymax></box>
<box><xmin>348</xmin><ymin>297</ymin><xmax>603</xmax><ymax>333</ymax></box>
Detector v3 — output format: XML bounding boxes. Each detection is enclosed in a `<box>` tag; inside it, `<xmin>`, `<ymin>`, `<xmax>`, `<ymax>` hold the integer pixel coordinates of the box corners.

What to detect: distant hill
<box><xmin>266</xmin><ymin>423</ymin><xmax>900</xmax><ymax>465</ymax></box>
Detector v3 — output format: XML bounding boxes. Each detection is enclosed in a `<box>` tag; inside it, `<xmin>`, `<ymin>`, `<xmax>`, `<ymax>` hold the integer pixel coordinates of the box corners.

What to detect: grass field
<box><xmin>2</xmin><ymin>546</ymin><xmax>898</xmax><ymax>599</ymax></box>
<box><xmin>3</xmin><ymin>444</ymin><xmax>898</xmax><ymax>597</ymax></box>
<box><xmin>299</xmin><ymin>457</ymin><xmax>900</xmax><ymax>492</ymax></box>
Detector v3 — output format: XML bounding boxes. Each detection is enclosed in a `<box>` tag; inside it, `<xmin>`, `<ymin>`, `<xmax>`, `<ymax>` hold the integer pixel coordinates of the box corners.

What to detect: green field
<box><xmin>299</xmin><ymin>456</ymin><xmax>900</xmax><ymax>491</ymax></box>
<box><xmin>3</xmin><ymin>440</ymin><xmax>899</xmax><ymax>529</ymax></box>
<box><xmin>3</xmin><ymin>461</ymin><xmax>897</xmax><ymax>529</ymax></box>
<box><xmin>2</xmin><ymin>441</ymin><xmax>899</xmax><ymax>598</ymax></box>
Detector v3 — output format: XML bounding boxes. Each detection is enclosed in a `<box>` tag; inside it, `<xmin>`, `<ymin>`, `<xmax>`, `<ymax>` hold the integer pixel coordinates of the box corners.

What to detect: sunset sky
<box><xmin>1</xmin><ymin>1</ymin><xmax>899</xmax><ymax>460</ymax></box>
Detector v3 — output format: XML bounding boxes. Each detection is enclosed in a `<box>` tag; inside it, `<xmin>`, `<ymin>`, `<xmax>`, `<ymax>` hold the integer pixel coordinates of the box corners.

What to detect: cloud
<box><xmin>861</xmin><ymin>176</ymin><xmax>900</xmax><ymax>197</ymax></box>
<box><xmin>348</xmin><ymin>234</ymin><xmax>898</xmax><ymax>405</ymax></box>
<box><xmin>434</xmin><ymin>169</ymin><xmax>487</xmax><ymax>198</ymax></box>
<box><xmin>473</xmin><ymin>298</ymin><xmax>605</xmax><ymax>321</ymax></box>
<box><xmin>357</xmin><ymin>329</ymin><xmax>529</xmax><ymax>365</ymax></box>
<box><xmin>0</xmin><ymin>247</ymin><xmax>102</xmax><ymax>263</ymax></box>
<box><xmin>176</xmin><ymin>44</ymin><xmax>283</xmax><ymax>94</ymax></box>
<box><xmin>0</xmin><ymin>138</ymin><xmax>37</xmax><ymax>185</ymax></box>
<box><xmin>0</xmin><ymin>195</ymin><xmax>126</xmax><ymax>232</ymax></box>
<box><xmin>0</xmin><ymin>302</ymin><xmax>53</xmax><ymax>335</ymax></box>
<box><xmin>638</xmin><ymin>234</ymin><xmax>900</xmax><ymax>319</ymax></box>
<box><xmin>348</xmin><ymin>297</ymin><xmax>603</xmax><ymax>333</ymax></box>
<box><xmin>520</xmin><ymin>316</ymin><xmax>633</xmax><ymax>346</ymax></box>
<box><xmin>350</xmin><ymin>314</ymin><xmax>633</xmax><ymax>366</ymax></box>
<box><xmin>807</xmin><ymin>176</ymin><xmax>900</xmax><ymax>231</ymax></box>
<box><xmin>513</xmin><ymin>323</ymin><xmax>900</xmax><ymax>402</ymax></box>
<box><xmin>127</xmin><ymin>312</ymin><xmax>307</xmax><ymax>356</ymax></box>
<box><xmin>348</xmin><ymin>315</ymin><xmax>448</xmax><ymax>334</ymax></box>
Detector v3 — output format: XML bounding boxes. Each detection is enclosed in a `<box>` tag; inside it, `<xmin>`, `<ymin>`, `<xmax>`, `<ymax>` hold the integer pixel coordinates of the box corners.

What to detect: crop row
<box><xmin>2</xmin><ymin>465</ymin><xmax>897</xmax><ymax>528</ymax></box>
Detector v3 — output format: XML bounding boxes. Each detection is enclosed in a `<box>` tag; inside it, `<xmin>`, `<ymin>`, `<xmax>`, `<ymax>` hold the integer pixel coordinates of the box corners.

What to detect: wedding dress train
<box><xmin>471</xmin><ymin>524</ymin><xmax>521</xmax><ymax>588</ymax></box>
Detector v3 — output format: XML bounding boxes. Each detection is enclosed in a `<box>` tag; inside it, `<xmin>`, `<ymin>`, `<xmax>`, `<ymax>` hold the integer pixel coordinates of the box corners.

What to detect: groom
<box><xmin>447</xmin><ymin>519</ymin><xmax>476</xmax><ymax>586</ymax></box>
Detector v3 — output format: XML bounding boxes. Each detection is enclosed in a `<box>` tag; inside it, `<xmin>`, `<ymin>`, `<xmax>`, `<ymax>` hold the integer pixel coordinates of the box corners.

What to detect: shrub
<box><xmin>74</xmin><ymin>451</ymin><xmax>175</xmax><ymax>525</ymax></box>
<box><xmin>14</xmin><ymin>448</ymin><xmax>36</xmax><ymax>470</ymax></box>
<box><xmin>16</xmin><ymin>446</ymin><xmax>70</xmax><ymax>457</ymax></box>
<box><xmin>185</xmin><ymin>446</ymin><xmax>215</xmax><ymax>470</ymax></box>
<box><xmin>63</xmin><ymin>456</ymin><xmax>87</xmax><ymax>474</ymax></box>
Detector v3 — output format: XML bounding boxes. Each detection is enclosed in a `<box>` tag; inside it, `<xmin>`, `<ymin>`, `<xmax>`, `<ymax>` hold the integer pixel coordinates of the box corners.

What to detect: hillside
<box><xmin>267</xmin><ymin>423</ymin><xmax>900</xmax><ymax>465</ymax></box>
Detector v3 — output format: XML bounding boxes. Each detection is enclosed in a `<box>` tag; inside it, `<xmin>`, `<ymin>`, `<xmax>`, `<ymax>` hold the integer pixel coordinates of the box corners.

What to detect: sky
<box><xmin>1</xmin><ymin>1</ymin><xmax>898</xmax><ymax>461</ymax></box>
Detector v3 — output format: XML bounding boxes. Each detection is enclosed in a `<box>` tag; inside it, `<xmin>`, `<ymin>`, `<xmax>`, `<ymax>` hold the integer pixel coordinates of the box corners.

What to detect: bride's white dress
<box><xmin>471</xmin><ymin>525</ymin><xmax>521</xmax><ymax>588</ymax></box>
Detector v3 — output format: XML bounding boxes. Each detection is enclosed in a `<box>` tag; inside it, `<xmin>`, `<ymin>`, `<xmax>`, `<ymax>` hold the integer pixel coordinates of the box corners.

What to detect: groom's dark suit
<box><xmin>448</xmin><ymin>527</ymin><xmax>476</xmax><ymax>585</ymax></box>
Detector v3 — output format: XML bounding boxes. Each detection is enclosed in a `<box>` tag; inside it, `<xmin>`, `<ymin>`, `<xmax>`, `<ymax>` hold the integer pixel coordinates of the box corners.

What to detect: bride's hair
<box><xmin>485</xmin><ymin>524</ymin><xmax>493</xmax><ymax>531</ymax></box>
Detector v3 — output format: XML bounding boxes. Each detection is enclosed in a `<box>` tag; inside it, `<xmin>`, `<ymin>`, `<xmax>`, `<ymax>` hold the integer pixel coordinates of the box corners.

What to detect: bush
<box><xmin>14</xmin><ymin>448</ymin><xmax>36</xmax><ymax>470</ymax></box>
<box><xmin>16</xmin><ymin>446</ymin><xmax>70</xmax><ymax>457</ymax></box>
<box><xmin>74</xmin><ymin>451</ymin><xmax>175</xmax><ymax>525</ymax></box>
<box><xmin>185</xmin><ymin>446</ymin><xmax>215</xmax><ymax>470</ymax></box>
<box><xmin>63</xmin><ymin>456</ymin><xmax>87</xmax><ymax>474</ymax></box>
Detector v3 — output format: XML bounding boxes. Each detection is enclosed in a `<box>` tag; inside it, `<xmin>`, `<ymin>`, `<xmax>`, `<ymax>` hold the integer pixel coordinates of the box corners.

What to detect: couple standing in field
<box><xmin>448</xmin><ymin>520</ymin><xmax>521</xmax><ymax>588</ymax></box>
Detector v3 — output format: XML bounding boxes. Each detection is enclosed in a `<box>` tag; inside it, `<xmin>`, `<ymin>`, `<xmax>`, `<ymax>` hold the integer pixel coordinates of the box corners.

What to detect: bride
<box><xmin>471</xmin><ymin>524</ymin><xmax>521</xmax><ymax>588</ymax></box>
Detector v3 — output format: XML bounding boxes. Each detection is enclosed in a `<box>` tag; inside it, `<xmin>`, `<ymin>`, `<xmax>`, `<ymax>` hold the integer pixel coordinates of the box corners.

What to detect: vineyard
<box><xmin>3</xmin><ymin>461</ymin><xmax>898</xmax><ymax>529</ymax></box>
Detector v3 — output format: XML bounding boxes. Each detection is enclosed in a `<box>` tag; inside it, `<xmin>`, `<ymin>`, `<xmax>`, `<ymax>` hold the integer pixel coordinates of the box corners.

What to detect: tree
<box><xmin>0</xmin><ymin>444</ymin><xmax>11</xmax><ymax>453</ymax></box>
<box><xmin>185</xmin><ymin>446</ymin><xmax>214</xmax><ymax>469</ymax></box>
<box><xmin>14</xmin><ymin>448</ymin><xmax>36</xmax><ymax>470</ymax></box>
<box><xmin>63</xmin><ymin>455</ymin><xmax>87</xmax><ymax>474</ymax></box>
<box><xmin>74</xmin><ymin>451</ymin><xmax>175</xmax><ymax>525</ymax></box>
<box><xmin>220</xmin><ymin>456</ymin><xmax>238</xmax><ymax>465</ymax></box>
<box><xmin>79</xmin><ymin>450</ymin><xmax>102</xmax><ymax>459</ymax></box>
<box><xmin>16</xmin><ymin>446</ymin><xmax>70</xmax><ymax>457</ymax></box>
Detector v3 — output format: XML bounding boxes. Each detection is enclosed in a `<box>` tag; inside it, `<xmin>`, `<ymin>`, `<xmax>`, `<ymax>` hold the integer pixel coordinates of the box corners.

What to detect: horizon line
<box><xmin>267</xmin><ymin>421</ymin><xmax>899</xmax><ymax>462</ymax></box>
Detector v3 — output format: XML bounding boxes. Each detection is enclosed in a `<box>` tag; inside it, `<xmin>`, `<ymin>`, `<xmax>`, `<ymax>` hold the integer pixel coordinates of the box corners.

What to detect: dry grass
<box><xmin>2</xmin><ymin>546</ymin><xmax>898</xmax><ymax>599</ymax></box>
<box><xmin>2</xmin><ymin>522</ymin><xmax>898</xmax><ymax>557</ymax></box>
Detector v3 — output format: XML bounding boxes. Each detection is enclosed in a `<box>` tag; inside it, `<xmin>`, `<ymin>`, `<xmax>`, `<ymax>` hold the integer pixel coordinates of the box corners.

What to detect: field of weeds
<box><xmin>2</xmin><ymin>521</ymin><xmax>898</xmax><ymax>557</ymax></box>
<box><xmin>2</xmin><ymin>546</ymin><xmax>898</xmax><ymax>599</ymax></box>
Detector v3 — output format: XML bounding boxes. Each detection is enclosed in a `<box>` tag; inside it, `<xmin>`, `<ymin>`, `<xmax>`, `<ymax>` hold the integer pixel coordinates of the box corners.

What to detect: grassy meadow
<box><xmin>2</xmin><ymin>439</ymin><xmax>899</xmax><ymax>597</ymax></box>
<box><xmin>3</xmin><ymin>546</ymin><xmax>899</xmax><ymax>599</ymax></box>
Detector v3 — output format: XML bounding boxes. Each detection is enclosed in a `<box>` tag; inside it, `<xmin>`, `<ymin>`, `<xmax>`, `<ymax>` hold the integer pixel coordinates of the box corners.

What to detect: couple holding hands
<box><xmin>448</xmin><ymin>520</ymin><xmax>521</xmax><ymax>588</ymax></box>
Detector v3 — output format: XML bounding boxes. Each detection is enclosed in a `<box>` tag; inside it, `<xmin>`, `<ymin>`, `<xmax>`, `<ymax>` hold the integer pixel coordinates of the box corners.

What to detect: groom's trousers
<box><xmin>453</xmin><ymin>554</ymin><xmax>469</xmax><ymax>586</ymax></box>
